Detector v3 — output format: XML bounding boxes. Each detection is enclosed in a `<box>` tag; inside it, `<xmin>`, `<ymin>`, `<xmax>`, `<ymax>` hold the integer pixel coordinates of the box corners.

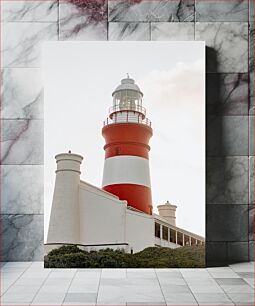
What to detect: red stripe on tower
<box><xmin>102</xmin><ymin>76</ymin><xmax>153</xmax><ymax>215</ymax></box>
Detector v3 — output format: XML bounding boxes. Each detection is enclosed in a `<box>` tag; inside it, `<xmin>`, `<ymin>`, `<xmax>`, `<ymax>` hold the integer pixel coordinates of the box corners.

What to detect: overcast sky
<box><xmin>43</xmin><ymin>41</ymin><xmax>205</xmax><ymax>240</ymax></box>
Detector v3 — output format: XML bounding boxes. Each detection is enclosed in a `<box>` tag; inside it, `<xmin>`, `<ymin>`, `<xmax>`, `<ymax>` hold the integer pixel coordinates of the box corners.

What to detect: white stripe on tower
<box><xmin>102</xmin><ymin>155</ymin><xmax>151</xmax><ymax>188</ymax></box>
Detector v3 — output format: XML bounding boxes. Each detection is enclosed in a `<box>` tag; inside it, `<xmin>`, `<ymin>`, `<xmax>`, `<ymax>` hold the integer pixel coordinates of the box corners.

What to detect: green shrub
<box><xmin>44</xmin><ymin>245</ymin><xmax>205</xmax><ymax>268</ymax></box>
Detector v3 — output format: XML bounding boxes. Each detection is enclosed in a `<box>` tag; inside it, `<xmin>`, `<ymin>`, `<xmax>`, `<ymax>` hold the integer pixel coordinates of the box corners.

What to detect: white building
<box><xmin>45</xmin><ymin>152</ymin><xmax>204</xmax><ymax>254</ymax></box>
<box><xmin>46</xmin><ymin>77</ymin><xmax>204</xmax><ymax>254</ymax></box>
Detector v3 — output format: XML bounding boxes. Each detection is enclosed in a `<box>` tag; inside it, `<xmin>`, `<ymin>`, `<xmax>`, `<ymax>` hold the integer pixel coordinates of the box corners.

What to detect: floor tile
<box><xmin>101</xmin><ymin>268</ymin><xmax>127</xmax><ymax>278</ymax></box>
<box><xmin>227</xmin><ymin>293</ymin><xmax>254</xmax><ymax>305</ymax></box>
<box><xmin>160</xmin><ymin>284</ymin><xmax>191</xmax><ymax>293</ymax></box>
<box><xmin>208</xmin><ymin>271</ymin><xmax>240</xmax><ymax>278</ymax></box>
<box><xmin>215</xmin><ymin>278</ymin><xmax>248</xmax><ymax>285</ymax></box>
<box><xmin>193</xmin><ymin>292</ymin><xmax>234</xmax><ymax>305</ymax></box>
<box><xmin>189</xmin><ymin>285</ymin><xmax>224</xmax><ymax>293</ymax></box>
<box><xmin>243</xmin><ymin>277</ymin><xmax>255</xmax><ymax>288</ymax></box>
<box><xmin>230</xmin><ymin>262</ymin><xmax>254</xmax><ymax>272</ymax></box>
<box><xmin>127</xmin><ymin>303</ymin><xmax>166</xmax><ymax>305</ymax></box>
<box><xmin>31</xmin><ymin>291</ymin><xmax>66</xmax><ymax>305</ymax></box>
<box><xmin>220</xmin><ymin>284</ymin><xmax>253</xmax><ymax>293</ymax></box>
<box><xmin>2</xmin><ymin>291</ymin><xmax>36</xmax><ymax>303</ymax></box>
<box><xmin>64</xmin><ymin>292</ymin><xmax>97</xmax><ymax>303</ymax></box>
<box><xmin>163</xmin><ymin>292</ymin><xmax>198</xmax><ymax>305</ymax></box>
<box><xmin>2</xmin><ymin>262</ymin><xmax>32</xmax><ymax>269</ymax></box>
<box><xmin>157</xmin><ymin>277</ymin><xmax>187</xmax><ymax>285</ymax></box>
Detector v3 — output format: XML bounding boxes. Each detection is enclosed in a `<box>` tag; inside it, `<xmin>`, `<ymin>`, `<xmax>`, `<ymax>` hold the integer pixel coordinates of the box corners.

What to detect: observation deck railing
<box><xmin>103</xmin><ymin>115</ymin><xmax>152</xmax><ymax>127</ymax></box>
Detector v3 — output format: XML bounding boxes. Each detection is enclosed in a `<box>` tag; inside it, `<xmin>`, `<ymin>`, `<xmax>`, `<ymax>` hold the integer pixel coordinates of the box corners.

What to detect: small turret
<box><xmin>157</xmin><ymin>201</ymin><xmax>177</xmax><ymax>226</ymax></box>
<box><xmin>47</xmin><ymin>152</ymin><xmax>83</xmax><ymax>244</ymax></box>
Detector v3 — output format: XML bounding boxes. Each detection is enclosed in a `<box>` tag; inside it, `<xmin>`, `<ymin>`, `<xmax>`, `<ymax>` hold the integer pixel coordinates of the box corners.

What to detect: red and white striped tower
<box><xmin>102</xmin><ymin>76</ymin><xmax>153</xmax><ymax>215</ymax></box>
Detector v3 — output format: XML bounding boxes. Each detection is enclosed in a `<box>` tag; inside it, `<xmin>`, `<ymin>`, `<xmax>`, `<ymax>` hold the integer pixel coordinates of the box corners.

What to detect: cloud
<box><xmin>138</xmin><ymin>59</ymin><xmax>205</xmax><ymax>146</ymax></box>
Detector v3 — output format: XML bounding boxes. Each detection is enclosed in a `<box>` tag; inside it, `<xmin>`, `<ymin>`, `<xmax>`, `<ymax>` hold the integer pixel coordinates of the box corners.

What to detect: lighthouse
<box><xmin>102</xmin><ymin>76</ymin><xmax>153</xmax><ymax>215</ymax></box>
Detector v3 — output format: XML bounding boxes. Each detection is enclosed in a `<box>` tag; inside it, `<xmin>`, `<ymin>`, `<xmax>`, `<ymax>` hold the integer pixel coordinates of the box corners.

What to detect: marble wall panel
<box><xmin>206</xmin><ymin>242</ymin><xmax>227</xmax><ymax>266</ymax></box>
<box><xmin>206</xmin><ymin>204</ymin><xmax>249</xmax><ymax>242</ymax></box>
<box><xmin>249</xmin><ymin>241</ymin><xmax>254</xmax><ymax>260</ymax></box>
<box><xmin>249</xmin><ymin>156</ymin><xmax>254</xmax><ymax>205</ymax></box>
<box><xmin>227</xmin><ymin>242</ymin><xmax>249</xmax><ymax>263</ymax></box>
<box><xmin>249</xmin><ymin>204</ymin><xmax>254</xmax><ymax>241</ymax></box>
<box><xmin>1</xmin><ymin>68</ymin><xmax>43</xmax><ymax>119</ymax></box>
<box><xmin>0</xmin><ymin>119</ymin><xmax>43</xmax><ymax>165</ymax></box>
<box><xmin>249</xmin><ymin>116</ymin><xmax>254</xmax><ymax>155</ymax></box>
<box><xmin>195</xmin><ymin>22</ymin><xmax>248</xmax><ymax>73</ymax></box>
<box><xmin>1</xmin><ymin>22</ymin><xmax>58</xmax><ymax>68</ymax></box>
<box><xmin>151</xmin><ymin>22</ymin><xmax>194</xmax><ymax>40</ymax></box>
<box><xmin>59</xmin><ymin>0</ymin><xmax>107</xmax><ymax>40</ymax></box>
<box><xmin>109</xmin><ymin>22</ymin><xmax>150</xmax><ymax>40</ymax></box>
<box><xmin>249</xmin><ymin>71</ymin><xmax>254</xmax><ymax>115</ymax></box>
<box><xmin>206</xmin><ymin>116</ymin><xmax>248</xmax><ymax>156</ymax></box>
<box><xmin>206</xmin><ymin>73</ymin><xmax>249</xmax><ymax>116</ymax></box>
<box><xmin>206</xmin><ymin>156</ymin><xmax>249</xmax><ymax>205</ymax></box>
<box><xmin>249</xmin><ymin>24</ymin><xmax>254</xmax><ymax>114</ymax></box>
<box><xmin>0</xmin><ymin>214</ymin><xmax>44</xmax><ymax>261</ymax></box>
<box><xmin>250</xmin><ymin>0</ymin><xmax>254</xmax><ymax>21</ymax></box>
<box><xmin>195</xmin><ymin>0</ymin><xmax>248</xmax><ymax>22</ymax></box>
<box><xmin>108</xmin><ymin>0</ymin><xmax>195</xmax><ymax>22</ymax></box>
<box><xmin>1</xmin><ymin>165</ymin><xmax>43</xmax><ymax>214</ymax></box>
<box><xmin>1</xmin><ymin>0</ymin><xmax>58</xmax><ymax>22</ymax></box>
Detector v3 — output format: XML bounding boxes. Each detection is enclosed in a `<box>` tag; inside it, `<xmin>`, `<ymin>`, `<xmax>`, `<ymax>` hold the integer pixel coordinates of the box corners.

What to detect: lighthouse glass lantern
<box><xmin>109</xmin><ymin>77</ymin><xmax>147</xmax><ymax>124</ymax></box>
<box><xmin>102</xmin><ymin>76</ymin><xmax>153</xmax><ymax>215</ymax></box>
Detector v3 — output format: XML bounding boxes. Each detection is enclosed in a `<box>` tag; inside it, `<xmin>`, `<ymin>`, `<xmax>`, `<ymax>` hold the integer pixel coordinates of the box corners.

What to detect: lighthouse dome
<box><xmin>112</xmin><ymin>77</ymin><xmax>143</xmax><ymax>96</ymax></box>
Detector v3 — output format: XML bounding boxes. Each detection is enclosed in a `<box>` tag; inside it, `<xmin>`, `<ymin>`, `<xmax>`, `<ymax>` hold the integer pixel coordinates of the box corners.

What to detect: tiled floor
<box><xmin>0</xmin><ymin>262</ymin><xmax>254</xmax><ymax>305</ymax></box>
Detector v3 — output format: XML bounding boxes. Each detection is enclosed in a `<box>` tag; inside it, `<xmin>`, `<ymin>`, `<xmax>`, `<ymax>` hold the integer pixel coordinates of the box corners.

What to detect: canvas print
<box><xmin>44</xmin><ymin>41</ymin><xmax>205</xmax><ymax>268</ymax></box>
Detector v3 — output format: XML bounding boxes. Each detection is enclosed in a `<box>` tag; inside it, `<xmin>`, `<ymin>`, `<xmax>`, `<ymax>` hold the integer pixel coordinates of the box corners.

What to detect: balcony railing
<box><xmin>109</xmin><ymin>104</ymin><xmax>146</xmax><ymax>117</ymax></box>
<box><xmin>103</xmin><ymin>116</ymin><xmax>152</xmax><ymax>127</ymax></box>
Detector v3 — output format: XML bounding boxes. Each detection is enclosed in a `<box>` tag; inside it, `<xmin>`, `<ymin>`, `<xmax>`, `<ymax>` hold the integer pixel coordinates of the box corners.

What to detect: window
<box><xmin>155</xmin><ymin>222</ymin><xmax>160</xmax><ymax>238</ymax></box>
<box><xmin>184</xmin><ymin>235</ymin><xmax>190</xmax><ymax>246</ymax></box>
<box><xmin>177</xmin><ymin>232</ymin><xmax>183</xmax><ymax>246</ymax></box>
<box><xmin>162</xmin><ymin>226</ymin><xmax>168</xmax><ymax>241</ymax></box>
<box><xmin>170</xmin><ymin>229</ymin><xmax>176</xmax><ymax>243</ymax></box>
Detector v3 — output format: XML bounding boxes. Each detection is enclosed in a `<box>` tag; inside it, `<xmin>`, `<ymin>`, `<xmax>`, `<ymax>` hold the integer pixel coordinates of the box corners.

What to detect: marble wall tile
<box><xmin>0</xmin><ymin>214</ymin><xmax>43</xmax><ymax>261</ymax></box>
<box><xmin>109</xmin><ymin>22</ymin><xmax>150</xmax><ymax>40</ymax></box>
<box><xmin>250</xmin><ymin>0</ymin><xmax>254</xmax><ymax>21</ymax></box>
<box><xmin>0</xmin><ymin>119</ymin><xmax>43</xmax><ymax>165</ymax></box>
<box><xmin>249</xmin><ymin>241</ymin><xmax>254</xmax><ymax>261</ymax></box>
<box><xmin>1</xmin><ymin>166</ymin><xmax>43</xmax><ymax>214</ymax></box>
<box><xmin>195</xmin><ymin>0</ymin><xmax>248</xmax><ymax>22</ymax></box>
<box><xmin>59</xmin><ymin>1</ymin><xmax>107</xmax><ymax>40</ymax></box>
<box><xmin>206</xmin><ymin>73</ymin><xmax>248</xmax><ymax>116</ymax></box>
<box><xmin>151</xmin><ymin>22</ymin><xmax>194</xmax><ymax>40</ymax></box>
<box><xmin>249</xmin><ymin>205</ymin><xmax>254</xmax><ymax>241</ymax></box>
<box><xmin>195</xmin><ymin>22</ymin><xmax>248</xmax><ymax>73</ymax></box>
<box><xmin>206</xmin><ymin>204</ymin><xmax>249</xmax><ymax>242</ymax></box>
<box><xmin>249</xmin><ymin>71</ymin><xmax>254</xmax><ymax>115</ymax></box>
<box><xmin>1</xmin><ymin>68</ymin><xmax>43</xmax><ymax>119</ymax></box>
<box><xmin>249</xmin><ymin>156</ymin><xmax>254</xmax><ymax>205</ymax></box>
<box><xmin>249</xmin><ymin>25</ymin><xmax>254</xmax><ymax>114</ymax></box>
<box><xmin>1</xmin><ymin>22</ymin><xmax>58</xmax><ymax>68</ymax></box>
<box><xmin>227</xmin><ymin>242</ymin><xmax>249</xmax><ymax>262</ymax></box>
<box><xmin>108</xmin><ymin>0</ymin><xmax>195</xmax><ymax>22</ymax></box>
<box><xmin>207</xmin><ymin>116</ymin><xmax>248</xmax><ymax>156</ymax></box>
<box><xmin>206</xmin><ymin>242</ymin><xmax>227</xmax><ymax>267</ymax></box>
<box><xmin>1</xmin><ymin>0</ymin><xmax>58</xmax><ymax>22</ymax></box>
<box><xmin>206</xmin><ymin>156</ymin><xmax>248</xmax><ymax>205</ymax></box>
<box><xmin>249</xmin><ymin>116</ymin><xmax>254</xmax><ymax>155</ymax></box>
<box><xmin>249</xmin><ymin>24</ymin><xmax>254</xmax><ymax>71</ymax></box>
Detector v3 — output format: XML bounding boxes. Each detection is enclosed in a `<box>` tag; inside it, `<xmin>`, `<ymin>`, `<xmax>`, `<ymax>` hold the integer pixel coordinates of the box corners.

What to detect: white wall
<box><xmin>79</xmin><ymin>181</ymin><xmax>155</xmax><ymax>253</ymax></box>
<box><xmin>125</xmin><ymin>210</ymin><xmax>154</xmax><ymax>253</ymax></box>
<box><xmin>79</xmin><ymin>181</ymin><xmax>127</xmax><ymax>247</ymax></box>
